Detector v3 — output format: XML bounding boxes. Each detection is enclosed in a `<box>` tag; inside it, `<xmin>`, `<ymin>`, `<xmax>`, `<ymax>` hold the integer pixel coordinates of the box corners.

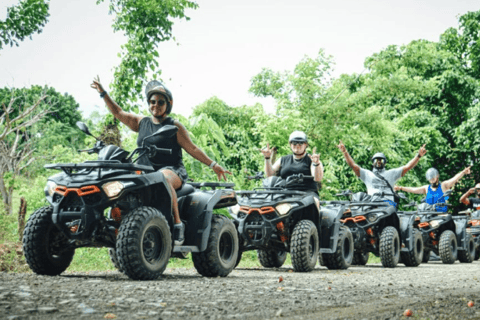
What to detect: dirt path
<box><xmin>1</xmin><ymin>261</ymin><xmax>480</xmax><ymax>319</ymax></box>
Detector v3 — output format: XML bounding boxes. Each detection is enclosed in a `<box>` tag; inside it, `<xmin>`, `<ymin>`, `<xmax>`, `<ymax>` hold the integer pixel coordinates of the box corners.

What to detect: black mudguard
<box><xmin>398</xmin><ymin>213</ymin><xmax>416</xmax><ymax>252</ymax></box>
<box><xmin>174</xmin><ymin>188</ymin><xmax>236</xmax><ymax>253</ymax></box>
<box><xmin>319</xmin><ymin>204</ymin><xmax>344</xmax><ymax>254</ymax></box>
<box><xmin>454</xmin><ymin>217</ymin><xmax>469</xmax><ymax>251</ymax></box>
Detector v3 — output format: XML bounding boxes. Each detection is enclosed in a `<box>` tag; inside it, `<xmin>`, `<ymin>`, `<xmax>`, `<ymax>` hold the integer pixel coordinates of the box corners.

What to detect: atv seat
<box><xmin>176</xmin><ymin>183</ymin><xmax>195</xmax><ymax>198</ymax></box>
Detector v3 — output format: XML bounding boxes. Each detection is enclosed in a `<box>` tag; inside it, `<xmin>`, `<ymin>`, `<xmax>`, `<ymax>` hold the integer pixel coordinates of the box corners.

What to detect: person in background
<box><xmin>261</xmin><ymin>131</ymin><xmax>323</xmax><ymax>196</ymax></box>
<box><xmin>459</xmin><ymin>183</ymin><xmax>480</xmax><ymax>211</ymax></box>
<box><xmin>337</xmin><ymin>141</ymin><xmax>427</xmax><ymax>206</ymax></box>
<box><xmin>395</xmin><ymin>167</ymin><xmax>471</xmax><ymax>212</ymax></box>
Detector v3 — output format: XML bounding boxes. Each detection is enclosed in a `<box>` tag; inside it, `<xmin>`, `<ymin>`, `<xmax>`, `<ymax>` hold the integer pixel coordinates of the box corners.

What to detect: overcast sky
<box><xmin>1</xmin><ymin>0</ymin><xmax>479</xmax><ymax>119</ymax></box>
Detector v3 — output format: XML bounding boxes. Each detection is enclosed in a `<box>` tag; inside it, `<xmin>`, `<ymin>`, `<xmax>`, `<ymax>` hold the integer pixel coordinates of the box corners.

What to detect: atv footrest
<box><xmin>173</xmin><ymin>246</ymin><xmax>200</xmax><ymax>253</ymax></box>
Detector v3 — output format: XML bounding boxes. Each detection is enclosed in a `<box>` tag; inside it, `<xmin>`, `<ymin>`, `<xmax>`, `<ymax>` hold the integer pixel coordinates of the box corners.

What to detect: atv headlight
<box><xmin>102</xmin><ymin>181</ymin><xmax>125</xmax><ymax>198</ymax></box>
<box><xmin>430</xmin><ymin>220</ymin><xmax>440</xmax><ymax>229</ymax></box>
<box><xmin>228</xmin><ymin>204</ymin><xmax>240</xmax><ymax>216</ymax></box>
<box><xmin>44</xmin><ymin>181</ymin><xmax>57</xmax><ymax>197</ymax></box>
<box><xmin>276</xmin><ymin>203</ymin><xmax>293</xmax><ymax>215</ymax></box>
<box><xmin>368</xmin><ymin>213</ymin><xmax>378</xmax><ymax>223</ymax></box>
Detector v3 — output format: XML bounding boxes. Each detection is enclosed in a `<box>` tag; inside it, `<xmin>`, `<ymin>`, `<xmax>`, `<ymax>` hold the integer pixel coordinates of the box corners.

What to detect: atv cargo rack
<box><xmin>45</xmin><ymin>160</ymin><xmax>155</xmax><ymax>177</ymax></box>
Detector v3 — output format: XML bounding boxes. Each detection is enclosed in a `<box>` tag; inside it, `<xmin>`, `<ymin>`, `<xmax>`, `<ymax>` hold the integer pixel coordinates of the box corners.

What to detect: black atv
<box><xmin>331</xmin><ymin>190</ymin><xmax>422</xmax><ymax>268</ymax></box>
<box><xmin>229</xmin><ymin>173</ymin><xmax>353</xmax><ymax>272</ymax></box>
<box><xmin>22</xmin><ymin>122</ymin><xmax>238</xmax><ymax>280</ymax></box>
<box><xmin>404</xmin><ymin>190</ymin><xmax>475</xmax><ymax>264</ymax></box>
<box><xmin>466</xmin><ymin>210</ymin><xmax>480</xmax><ymax>260</ymax></box>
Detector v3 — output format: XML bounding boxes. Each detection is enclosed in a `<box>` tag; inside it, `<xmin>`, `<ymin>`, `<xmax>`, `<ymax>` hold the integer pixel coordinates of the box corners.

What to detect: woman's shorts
<box><xmin>159</xmin><ymin>165</ymin><xmax>189</xmax><ymax>187</ymax></box>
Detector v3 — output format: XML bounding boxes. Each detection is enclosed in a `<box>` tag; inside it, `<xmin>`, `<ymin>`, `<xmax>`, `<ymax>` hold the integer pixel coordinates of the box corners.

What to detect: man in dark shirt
<box><xmin>460</xmin><ymin>183</ymin><xmax>480</xmax><ymax>210</ymax></box>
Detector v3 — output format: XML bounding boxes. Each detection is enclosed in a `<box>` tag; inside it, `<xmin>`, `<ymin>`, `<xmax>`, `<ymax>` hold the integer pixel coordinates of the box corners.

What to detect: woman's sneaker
<box><xmin>174</xmin><ymin>222</ymin><xmax>185</xmax><ymax>246</ymax></box>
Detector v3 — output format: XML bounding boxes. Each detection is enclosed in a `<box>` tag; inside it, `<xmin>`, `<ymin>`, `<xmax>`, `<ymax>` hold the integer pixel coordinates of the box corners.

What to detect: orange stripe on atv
<box><xmin>239</xmin><ymin>206</ymin><xmax>276</xmax><ymax>215</ymax></box>
<box><xmin>55</xmin><ymin>185</ymin><xmax>101</xmax><ymax>197</ymax></box>
<box><xmin>340</xmin><ymin>216</ymin><xmax>366</xmax><ymax>224</ymax></box>
<box><xmin>470</xmin><ymin>220</ymin><xmax>480</xmax><ymax>227</ymax></box>
<box><xmin>418</xmin><ymin>222</ymin><xmax>429</xmax><ymax>228</ymax></box>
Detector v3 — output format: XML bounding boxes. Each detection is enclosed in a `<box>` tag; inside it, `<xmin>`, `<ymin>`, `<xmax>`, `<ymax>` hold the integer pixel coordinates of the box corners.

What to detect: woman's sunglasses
<box><xmin>150</xmin><ymin>99</ymin><xmax>166</xmax><ymax>106</ymax></box>
<box><xmin>290</xmin><ymin>142</ymin><xmax>305</xmax><ymax>146</ymax></box>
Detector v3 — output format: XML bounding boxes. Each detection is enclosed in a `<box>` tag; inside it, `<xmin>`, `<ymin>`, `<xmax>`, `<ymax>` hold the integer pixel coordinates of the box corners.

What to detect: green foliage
<box><xmin>98</xmin><ymin>0</ymin><xmax>198</xmax><ymax>116</ymax></box>
<box><xmin>0</xmin><ymin>0</ymin><xmax>50</xmax><ymax>50</ymax></box>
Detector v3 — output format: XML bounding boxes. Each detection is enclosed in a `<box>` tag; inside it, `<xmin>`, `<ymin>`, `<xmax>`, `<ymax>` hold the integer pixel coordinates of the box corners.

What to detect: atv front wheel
<box><xmin>257</xmin><ymin>249</ymin><xmax>287</xmax><ymax>268</ymax></box>
<box><xmin>116</xmin><ymin>206</ymin><xmax>172</xmax><ymax>280</ymax></box>
<box><xmin>401</xmin><ymin>229</ymin><xmax>423</xmax><ymax>267</ymax></box>
<box><xmin>323</xmin><ymin>227</ymin><xmax>353</xmax><ymax>270</ymax></box>
<box><xmin>108</xmin><ymin>248</ymin><xmax>123</xmax><ymax>272</ymax></box>
<box><xmin>23</xmin><ymin>206</ymin><xmax>75</xmax><ymax>275</ymax></box>
<box><xmin>352</xmin><ymin>251</ymin><xmax>369</xmax><ymax>265</ymax></box>
<box><xmin>475</xmin><ymin>247</ymin><xmax>480</xmax><ymax>261</ymax></box>
<box><xmin>290</xmin><ymin>220</ymin><xmax>319</xmax><ymax>272</ymax></box>
<box><xmin>379</xmin><ymin>226</ymin><xmax>400</xmax><ymax>268</ymax></box>
<box><xmin>439</xmin><ymin>230</ymin><xmax>457</xmax><ymax>264</ymax></box>
<box><xmin>192</xmin><ymin>215</ymin><xmax>239</xmax><ymax>277</ymax></box>
<box><xmin>458</xmin><ymin>233</ymin><xmax>475</xmax><ymax>263</ymax></box>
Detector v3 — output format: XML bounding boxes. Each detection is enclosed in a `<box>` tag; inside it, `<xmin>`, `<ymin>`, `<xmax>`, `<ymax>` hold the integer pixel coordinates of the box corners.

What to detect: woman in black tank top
<box><xmin>91</xmin><ymin>77</ymin><xmax>231</xmax><ymax>245</ymax></box>
<box><xmin>260</xmin><ymin>131</ymin><xmax>323</xmax><ymax>195</ymax></box>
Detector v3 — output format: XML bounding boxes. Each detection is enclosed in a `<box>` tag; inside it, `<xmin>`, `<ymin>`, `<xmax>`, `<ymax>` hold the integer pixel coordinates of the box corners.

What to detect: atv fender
<box><xmin>319</xmin><ymin>204</ymin><xmax>344</xmax><ymax>254</ymax></box>
<box><xmin>398</xmin><ymin>214</ymin><xmax>416</xmax><ymax>252</ymax></box>
<box><xmin>454</xmin><ymin>218</ymin><xmax>469</xmax><ymax>251</ymax></box>
<box><xmin>174</xmin><ymin>188</ymin><xmax>236</xmax><ymax>253</ymax></box>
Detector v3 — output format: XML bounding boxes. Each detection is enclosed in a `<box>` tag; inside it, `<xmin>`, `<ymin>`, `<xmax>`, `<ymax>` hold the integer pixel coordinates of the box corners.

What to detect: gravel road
<box><xmin>1</xmin><ymin>260</ymin><xmax>480</xmax><ymax>320</ymax></box>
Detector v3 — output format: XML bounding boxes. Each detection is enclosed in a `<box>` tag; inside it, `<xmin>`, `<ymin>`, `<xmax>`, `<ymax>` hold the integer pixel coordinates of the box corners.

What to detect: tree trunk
<box><xmin>18</xmin><ymin>197</ymin><xmax>27</xmax><ymax>242</ymax></box>
<box><xmin>0</xmin><ymin>176</ymin><xmax>12</xmax><ymax>215</ymax></box>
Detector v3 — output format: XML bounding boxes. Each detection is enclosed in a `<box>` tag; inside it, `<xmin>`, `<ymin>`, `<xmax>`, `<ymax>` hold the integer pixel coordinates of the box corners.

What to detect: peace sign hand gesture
<box><xmin>260</xmin><ymin>143</ymin><xmax>274</xmax><ymax>159</ymax></box>
<box><xmin>309</xmin><ymin>147</ymin><xmax>320</xmax><ymax>165</ymax></box>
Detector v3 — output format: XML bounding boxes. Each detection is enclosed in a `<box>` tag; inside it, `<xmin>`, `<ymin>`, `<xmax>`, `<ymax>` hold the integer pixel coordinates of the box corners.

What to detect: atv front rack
<box><xmin>237</xmin><ymin>189</ymin><xmax>307</xmax><ymax>197</ymax></box>
<box><xmin>189</xmin><ymin>182</ymin><xmax>235</xmax><ymax>189</ymax></box>
<box><xmin>45</xmin><ymin>161</ymin><xmax>155</xmax><ymax>177</ymax></box>
<box><xmin>320</xmin><ymin>200</ymin><xmax>391</xmax><ymax>207</ymax></box>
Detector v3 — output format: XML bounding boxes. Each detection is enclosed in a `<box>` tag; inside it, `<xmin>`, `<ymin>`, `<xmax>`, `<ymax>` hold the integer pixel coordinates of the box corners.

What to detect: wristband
<box><xmin>264</xmin><ymin>157</ymin><xmax>270</xmax><ymax>160</ymax></box>
<box><xmin>100</xmin><ymin>91</ymin><xmax>107</xmax><ymax>98</ymax></box>
<box><xmin>417</xmin><ymin>153</ymin><xmax>421</xmax><ymax>158</ymax></box>
<box><xmin>209</xmin><ymin>161</ymin><xmax>217</xmax><ymax>169</ymax></box>
<box><xmin>312</xmin><ymin>163</ymin><xmax>320</xmax><ymax>167</ymax></box>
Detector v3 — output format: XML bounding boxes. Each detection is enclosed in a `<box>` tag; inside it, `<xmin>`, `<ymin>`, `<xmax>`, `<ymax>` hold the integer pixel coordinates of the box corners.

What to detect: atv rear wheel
<box><xmin>438</xmin><ymin>230</ymin><xmax>457</xmax><ymax>264</ymax></box>
<box><xmin>475</xmin><ymin>247</ymin><xmax>480</xmax><ymax>261</ymax></box>
<box><xmin>323</xmin><ymin>227</ymin><xmax>353</xmax><ymax>270</ymax></box>
<box><xmin>23</xmin><ymin>206</ymin><xmax>75</xmax><ymax>275</ymax></box>
<box><xmin>458</xmin><ymin>233</ymin><xmax>475</xmax><ymax>263</ymax></box>
<box><xmin>257</xmin><ymin>249</ymin><xmax>287</xmax><ymax>268</ymax></box>
<box><xmin>192</xmin><ymin>215</ymin><xmax>239</xmax><ymax>277</ymax></box>
<box><xmin>234</xmin><ymin>250</ymin><xmax>243</xmax><ymax>268</ymax></box>
<box><xmin>352</xmin><ymin>251</ymin><xmax>369</xmax><ymax>265</ymax></box>
<box><xmin>379</xmin><ymin>226</ymin><xmax>400</xmax><ymax>268</ymax></box>
<box><xmin>116</xmin><ymin>206</ymin><xmax>172</xmax><ymax>280</ymax></box>
<box><xmin>401</xmin><ymin>229</ymin><xmax>423</xmax><ymax>267</ymax></box>
<box><xmin>290</xmin><ymin>220</ymin><xmax>319</xmax><ymax>272</ymax></box>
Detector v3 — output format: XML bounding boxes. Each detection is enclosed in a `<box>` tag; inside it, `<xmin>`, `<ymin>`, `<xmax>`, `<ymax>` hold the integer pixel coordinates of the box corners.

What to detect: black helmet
<box><xmin>288</xmin><ymin>131</ymin><xmax>308</xmax><ymax>144</ymax></box>
<box><xmin>371</xmin><ymin>152</ymin><xmax>387</xmax><ymax>169</ymax></box>
<box><xmin>145</xmin><ymin>80</ymin><xmax>173</xmax><ymax>115</ymax></box>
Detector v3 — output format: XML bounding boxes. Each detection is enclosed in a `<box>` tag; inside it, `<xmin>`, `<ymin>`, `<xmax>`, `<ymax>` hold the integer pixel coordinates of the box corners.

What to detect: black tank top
<box><xmin>279</xmin><ymin>154</ymin><xmax>318</xmax><ymax>193</ymax></box>
<box><xmin>136</xmin><ymin>117</ymin><xmax>184</xmax><ymax>170</ymax></box>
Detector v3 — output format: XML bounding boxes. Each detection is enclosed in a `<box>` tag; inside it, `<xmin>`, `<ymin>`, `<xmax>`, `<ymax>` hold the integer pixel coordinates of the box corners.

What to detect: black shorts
<box><xmin>159</xmin><ymin>165</ymin><xmax>189</xmax><ymax>188</ymax></box>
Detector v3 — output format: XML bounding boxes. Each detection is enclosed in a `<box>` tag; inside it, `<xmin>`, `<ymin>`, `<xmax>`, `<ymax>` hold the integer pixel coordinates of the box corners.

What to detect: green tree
<box><xmin>0</xmin><ymin>0</ymin><xmax>50</xmax><ymax>50</ymax></box>
<box><xmin>98</xmin><ymin>0</ymin><xmax>198</xmax><ymax>124</ymax></box>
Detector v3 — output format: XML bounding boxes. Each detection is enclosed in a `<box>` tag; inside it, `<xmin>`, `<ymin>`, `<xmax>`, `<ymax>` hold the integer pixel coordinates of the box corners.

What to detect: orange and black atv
<box><xmin>229</xmin><ymin>173</ymin><xmax>353</xmax><ymax>272</ymax></box>
<box><xmin>331</xmin><ymin>190</ymin><xmax>422</xmax><ymax>268</ymax></box>
<box><xmin>403</xmin><ymin>190</ymin><xmax>475</xmax><ymax>264</ymax></box>
<box><xmin>22</xmin><ymin>122</ymin><xmax>238</xmax><ymax>280</ymax></box>
<box><xmin>466</xmin><ymin>210</ymin><xmax>480</xmax><ymax>260</ymax></box>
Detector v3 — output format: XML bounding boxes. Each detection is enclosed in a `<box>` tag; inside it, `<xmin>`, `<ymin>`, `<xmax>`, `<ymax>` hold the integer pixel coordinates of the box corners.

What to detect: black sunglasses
<box><xmin>150</xmin><ymin>99</ymin><xmax>166</xmax><ymax>106</ymax></box>
<box><xmin>291</xmin><ymin>141</ymin><xmax>306</xmax><ymax>146</ymax></box>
